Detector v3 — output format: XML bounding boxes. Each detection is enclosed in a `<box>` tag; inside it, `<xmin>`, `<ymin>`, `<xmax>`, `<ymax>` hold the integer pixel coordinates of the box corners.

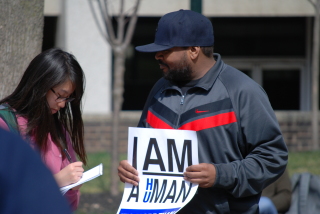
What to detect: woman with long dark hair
<box><xmin>0</xmin><ymin>48</ymin><xmax>87</xmax><ymax>211</ymax></box>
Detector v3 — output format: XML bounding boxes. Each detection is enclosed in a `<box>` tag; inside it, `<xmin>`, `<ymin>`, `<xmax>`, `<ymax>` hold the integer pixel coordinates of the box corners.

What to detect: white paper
<box><xmin>117</xmin><ymin>127</ymin><xmax>199</xmax><ymax>214</ymax></box>
<box><xmin>60</xmin><ymin>163</ymin><xmax>103</xmax><ymax>195</ymax></box>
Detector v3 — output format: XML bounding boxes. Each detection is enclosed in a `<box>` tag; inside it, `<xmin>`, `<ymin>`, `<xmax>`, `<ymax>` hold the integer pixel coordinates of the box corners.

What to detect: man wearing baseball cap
<box><xmin>118</xmin><ymin>9</ymin><xmax>288</xmax><ymax>214</ymax></box>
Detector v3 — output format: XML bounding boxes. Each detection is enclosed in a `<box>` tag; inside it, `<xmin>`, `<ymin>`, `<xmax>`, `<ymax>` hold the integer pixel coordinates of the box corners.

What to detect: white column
<box><xmin>56</xmin><ymin>0</ymin><xmax>112</xmax><ymax>115</ymax></box>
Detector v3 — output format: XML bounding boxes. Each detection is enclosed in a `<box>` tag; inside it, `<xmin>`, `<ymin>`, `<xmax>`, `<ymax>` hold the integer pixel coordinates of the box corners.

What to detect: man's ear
<box><xmin>189</xmin><ymin>46</ymin><xmax>201</xmax><ymax>60</ymax></box>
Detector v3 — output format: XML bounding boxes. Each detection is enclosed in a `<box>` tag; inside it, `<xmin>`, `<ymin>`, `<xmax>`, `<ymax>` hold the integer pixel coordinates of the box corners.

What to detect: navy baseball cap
<box><xmin>135</xmin><ymin>9</ymin><xmax>214</xmax><ymax>53</ymax></box>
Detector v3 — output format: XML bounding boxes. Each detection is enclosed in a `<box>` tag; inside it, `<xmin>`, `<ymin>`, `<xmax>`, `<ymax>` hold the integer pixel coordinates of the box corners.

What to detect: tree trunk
<box><xmin>312</xmin><ymin>0</ymin><xmax>320</xmax><ymax>150</ymax></box>
<box><xmin>87</xmin><ymin>0</ymin><xmax>140</xmax><ymax>196</ymax></box>
<box><xmin>111</xmin><ymin>47</ymin><xmax>126</xmax><ymax>196</ymax></box>
<box><xmin>0</xmin><ymin>0</ymin><xmax>44</xmax><ymax>99</ymax></box>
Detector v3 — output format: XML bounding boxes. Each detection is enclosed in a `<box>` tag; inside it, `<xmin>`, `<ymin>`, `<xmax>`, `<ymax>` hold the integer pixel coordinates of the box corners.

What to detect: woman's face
<box><xmin>46</xmin><ymin>80</ymin><xmax>75</xmax><ymax>114</ymax></box>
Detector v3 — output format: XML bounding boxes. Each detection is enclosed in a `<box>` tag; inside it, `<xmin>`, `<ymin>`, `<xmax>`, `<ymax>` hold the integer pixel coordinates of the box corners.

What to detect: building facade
<box><xmin>44</xmin><ymin>0</ymin><xmax>318</xmax><ymax>152</ymax></box>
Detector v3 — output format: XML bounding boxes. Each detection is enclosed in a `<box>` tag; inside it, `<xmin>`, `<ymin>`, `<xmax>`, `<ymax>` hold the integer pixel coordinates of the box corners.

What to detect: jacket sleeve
<box><xmin>64</xmin><ymin>190</ymin><xmax>80</xmax><ymax>211</ymax></box>
<box><xmin>64</xmin><ymin>132</ymin><xmax>80</xmax><ymax>211</ymax></box>
<box><xmin>213</xmin><ymin>69</ymin><xmax>288</xmax><ymax>198</ymax></box>
<box><xmin>44</xmin><ymin>132</ymin><xmax>80</xmax><ymax>211</ymax></box>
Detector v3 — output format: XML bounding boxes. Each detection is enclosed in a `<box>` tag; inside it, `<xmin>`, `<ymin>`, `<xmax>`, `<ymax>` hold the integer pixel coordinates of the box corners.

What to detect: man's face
<box><xmin>155</xmin><ymin>47</ymin><xmax>193</xmax><ymax>82</ymax></box>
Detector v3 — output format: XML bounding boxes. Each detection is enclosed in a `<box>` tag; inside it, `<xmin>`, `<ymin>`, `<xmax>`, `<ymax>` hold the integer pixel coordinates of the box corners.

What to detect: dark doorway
<box><xmin>42</xmin><ymin>16</ymin><xmax>58</xmax><ymax>51</ymax></box>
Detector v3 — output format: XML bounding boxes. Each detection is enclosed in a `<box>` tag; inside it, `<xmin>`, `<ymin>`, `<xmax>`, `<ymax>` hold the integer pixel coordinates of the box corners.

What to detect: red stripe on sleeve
<box><xmin>179</xmin><ymin>112</ymin><xmax>237</xmax><ymax>131</ymax></box>
<box><xmin>147</xmin><ymin>111</ymin><xmax>173</xmax><ymax>129</ymax></box>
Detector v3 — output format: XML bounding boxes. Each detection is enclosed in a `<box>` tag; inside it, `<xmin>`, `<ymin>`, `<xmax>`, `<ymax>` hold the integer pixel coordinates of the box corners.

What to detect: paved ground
<box><xmin>77</xmin><ymin>192</ymin><xmax>122</xmax><ymax>214</ymax></box>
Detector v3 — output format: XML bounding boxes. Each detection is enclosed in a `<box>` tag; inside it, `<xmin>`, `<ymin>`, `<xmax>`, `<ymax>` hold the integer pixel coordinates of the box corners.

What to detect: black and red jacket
<box><xmin>138</xmin><ymin>54</ymin><xmax>288</xmax><ymax>214</ymax></box>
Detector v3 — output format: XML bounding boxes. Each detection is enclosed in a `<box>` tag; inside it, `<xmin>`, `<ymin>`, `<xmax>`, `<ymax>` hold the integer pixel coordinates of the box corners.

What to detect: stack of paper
<box><xmin>60</xmin><ymin>163</ymin><xmax>103</xmax><ymax>195</ymax></box>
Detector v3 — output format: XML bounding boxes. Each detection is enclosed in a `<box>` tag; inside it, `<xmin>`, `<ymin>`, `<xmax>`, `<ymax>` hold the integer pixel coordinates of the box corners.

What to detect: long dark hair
<box><xmin>0</xmin><ymin>48</ymin><xmax>87</xmax><ymax>165</ymax></box>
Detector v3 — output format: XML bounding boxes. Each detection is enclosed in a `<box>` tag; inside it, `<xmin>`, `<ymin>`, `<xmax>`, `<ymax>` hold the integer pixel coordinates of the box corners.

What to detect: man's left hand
<box><xmin>183</xmin><ymin>163</ymin><xmax>216</xmax><ymax>188</ymax></box>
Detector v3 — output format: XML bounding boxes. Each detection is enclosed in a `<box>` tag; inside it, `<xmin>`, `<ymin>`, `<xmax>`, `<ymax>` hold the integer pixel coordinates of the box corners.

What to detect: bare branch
<box><xmin>96</xmin><ymin>1</ymin><xmax>108</xmax><ymax>28</ymax></box>
<box><xmin>96</xmin><ymin>1</ymin><xmax>111</xmax><ymax>37</ymax></box>
<box><xmin>123</xmin><ymin>0</ymin><xmax>140</xmax><ymax>46</ymax></box>
<box><xmin>122</xmin><ymin>2</ymin><xmax>139</xmax><ymax>25</ymax></box>
<box><xmin>120</xmin><ymin>0</ymin><xmax>125</xmax><ymax>14</ymax></box>
<box><xmin>116</xmin><ymin>0</ymin><xmax>126</xmax><ymax>45</ymax></box>
<box><xmin>101</xmin><ymin>0</ymin><xmax>117</xmax><ymax>43</ymax></box>
<box><xmin>87</xmin><ymin>0</ymin><xmax>111</xmax><ymax>43</ymax></box>
<box><xmin>308</xmin><ymin>0</ymin><xmax>317</xmax><ymax>8</ymax></box>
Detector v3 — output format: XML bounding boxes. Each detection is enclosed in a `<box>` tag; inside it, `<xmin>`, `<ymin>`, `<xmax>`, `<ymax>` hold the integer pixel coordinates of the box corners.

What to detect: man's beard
<box><xmin>158</xmin><ymin>55</ymin><xmax>193</xmax><ymax>82</ymax></box>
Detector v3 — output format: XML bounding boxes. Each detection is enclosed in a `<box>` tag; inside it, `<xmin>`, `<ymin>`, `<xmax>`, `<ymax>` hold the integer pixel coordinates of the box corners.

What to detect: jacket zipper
<box><xmin>180</xmin><ymin>95</ymin><xmax>185</xmax><ymax>105</ymax></box>
<box><xmin>176</xmin><ymin>93</ymin><xmax>186</xmax><ymax>128</ymax></box>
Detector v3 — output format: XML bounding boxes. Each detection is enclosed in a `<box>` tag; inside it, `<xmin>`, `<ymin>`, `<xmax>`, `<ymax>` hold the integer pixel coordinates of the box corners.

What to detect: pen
<box><xmin>63</xmin><ymin>148</ymin><xmax>73</xmax><ymax>163</ymax></box>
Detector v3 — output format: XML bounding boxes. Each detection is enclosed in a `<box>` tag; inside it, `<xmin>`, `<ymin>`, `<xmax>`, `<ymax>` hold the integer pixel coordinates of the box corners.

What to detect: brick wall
<box><xmin>83</xmin><ymin>111</ymin><xmax>318</xmax><ymax>154</ymax></box>
<box><xmin>83</xmin><ymin>112</ymin><xmax>140</xmax><ymax>154</ymax></box>
<box><xmin>275</xmin><ymin>111</ymin><xmax>314</xmax><ymax>151</ymax></box>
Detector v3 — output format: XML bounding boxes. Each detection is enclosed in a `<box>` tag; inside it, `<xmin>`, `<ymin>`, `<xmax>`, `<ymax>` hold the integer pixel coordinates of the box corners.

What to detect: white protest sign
<box><xmin>116</xmin><ymin>127</ymin><xmax>199</xmax><ymax>214</ymax></box>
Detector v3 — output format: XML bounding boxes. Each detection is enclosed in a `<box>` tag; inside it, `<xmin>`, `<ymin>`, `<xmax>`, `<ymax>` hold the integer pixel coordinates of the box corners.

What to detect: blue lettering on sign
<box><xmin>146</xmin><ymin>178</ymin><xmax>153</xmax><ymax>190</ymax></box>
<box><xmin>143</xmin><ymin>178</ymin><xmax>154</xmax><ymax>202</ymax></box>
<box><xmin>142</xmin><ymin>178</ymin><xmax>193</xmax><ymax>203</ymax></box>
<box><xmin>119</xmin><ymin>207</ymin><xmax>180</xmax><ymax>214</ymax></box>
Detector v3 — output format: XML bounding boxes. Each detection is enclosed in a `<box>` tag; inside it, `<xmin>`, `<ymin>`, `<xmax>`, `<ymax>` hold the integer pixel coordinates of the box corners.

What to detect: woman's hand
<box><xmin>54</xmin><ymin>161</ymin><xmax>84</xmax><ymax>187</ymax></box>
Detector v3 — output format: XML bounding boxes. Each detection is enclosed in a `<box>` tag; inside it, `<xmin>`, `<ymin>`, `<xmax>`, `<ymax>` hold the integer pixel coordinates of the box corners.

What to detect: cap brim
<box><xmin>135</xmin><ymin>43</ymin><xmax>174</xmax><ymax>52</ymax></box>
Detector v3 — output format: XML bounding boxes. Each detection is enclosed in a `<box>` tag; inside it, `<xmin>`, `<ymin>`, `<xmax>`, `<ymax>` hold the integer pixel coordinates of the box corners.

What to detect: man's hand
<box><xmin>118</xmin><ymin>160</ymin><xmax>140</xmax><ymax>186</ymax></box>
<box><xmin>183</xmin><ymin>163</ymin><xmax>216</xmax><ymax>188</ymax></box>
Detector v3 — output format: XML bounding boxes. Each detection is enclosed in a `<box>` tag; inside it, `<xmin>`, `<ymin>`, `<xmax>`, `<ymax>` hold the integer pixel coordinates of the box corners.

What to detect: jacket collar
<box><xmin>194</xmin><ymin>53</ymin><xmax>224</xmax><ymax>90</ymax></box>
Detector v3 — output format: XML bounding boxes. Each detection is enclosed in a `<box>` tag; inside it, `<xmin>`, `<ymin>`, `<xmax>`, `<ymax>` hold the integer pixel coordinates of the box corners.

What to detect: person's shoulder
<box><xmin>220</xmin><ymin>65</ymin><xmax>256</xmax><ymax>85</ymax></box>
<box><xmin>0</xmin><ymin>117</ymin><xmax>10</xmax><ymax>131</ymax></box>
<box><xmin>0</xmin><ymin>128</ymin><xmax>72</xmax><ymax>213</ymax></box>
<box><xmin>0</xmin><ymin>128</ymin><xmax>39</xmax><ymax>167</ymax></box>
<box><xmin>0</xmin><ymin>127</ymin><xmax>23</xmax><ymax>148</ymax></box>
<box><xmin>0</xmin><ymin>105</ymin><xmax>15</xmax><ymax>131</ymax></box>
<box><xmin>154</xmin><ymin>77</ymin><xmax>167</xmax><ymax>86</ymax></box>
<box><xmin>219</xmin><ymin>64</ymin><xmax>264</xmax><ymax>94</ymax></box>
<box><xmin>150</xmin><ymin>77</ymin><xmax>168</xmax><ymax>93</ymax></box>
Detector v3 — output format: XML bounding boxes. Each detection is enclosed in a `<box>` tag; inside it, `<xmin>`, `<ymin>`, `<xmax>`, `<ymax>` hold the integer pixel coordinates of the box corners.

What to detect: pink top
<box><xmin>0</xmin><ymin>115</ymin><xmax>80</xmax><ymax>210</ymax></box>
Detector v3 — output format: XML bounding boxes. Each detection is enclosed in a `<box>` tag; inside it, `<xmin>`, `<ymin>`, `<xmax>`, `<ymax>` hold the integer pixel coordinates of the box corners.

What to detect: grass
<box><xmin>80</xmin><ymin>152</ymin><xmax>112</xmax><ymax>193</ymax></box>
<box><xmin>74</xmin><ymin>150</ymin><xmax>320</xmax><ymax>214</ymax></box>
<box><xmin>80</xmin><ymin>150</ymin><xmax>320</xmax><ymax>194</ymax></box>
<box><xmin>287</xmin><ymin>150</ymin><xmax>320</xmax><ymax>177</ymax></box>
<box><xmin>80</xmin><ymin>153</ymin><xmax>127</xmax><ymax>194</ymax></box>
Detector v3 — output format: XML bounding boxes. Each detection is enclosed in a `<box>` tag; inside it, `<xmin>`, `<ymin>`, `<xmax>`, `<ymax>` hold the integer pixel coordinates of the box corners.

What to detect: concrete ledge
<box><xmin>82</xmin><ymin>110</ymin><xmax>318</xmax><ymax>152</ymax></box>
<box><xmin>83</xmin><ymin>111</ymin><xmax>142</xmax><ymax>122</ymax></box>
<box><xmin>275</xmin><ymin>111</ymin><xmax>312</xmax><ymax>122</ymax></box>
<box><xmin>83</xmin><ymin>111</ymin><xmax>314</xmax><ymax>122</ymax></box>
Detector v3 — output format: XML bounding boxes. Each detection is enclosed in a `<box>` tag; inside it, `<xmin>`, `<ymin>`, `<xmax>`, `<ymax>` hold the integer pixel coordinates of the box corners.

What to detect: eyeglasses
<box><xmin>50</xmin><ymin>88</ymin><xmax>75</xmax><ymax>103</ymax></box>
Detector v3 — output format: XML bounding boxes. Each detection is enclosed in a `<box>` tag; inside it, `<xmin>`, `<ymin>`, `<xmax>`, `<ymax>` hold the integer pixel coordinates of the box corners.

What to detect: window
<box><xmin>122</xmin><ymin>17</ymin><xmax>307</xmax><ymax>110</ymax></box>
<box><xmin>263</xmin><ymin>70</ymin><xmax>300</xmax><ymax>110</ymax></box>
